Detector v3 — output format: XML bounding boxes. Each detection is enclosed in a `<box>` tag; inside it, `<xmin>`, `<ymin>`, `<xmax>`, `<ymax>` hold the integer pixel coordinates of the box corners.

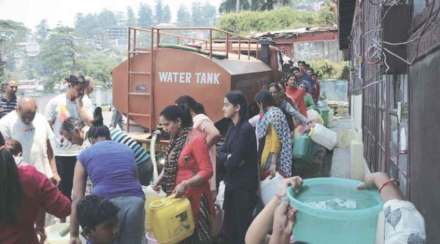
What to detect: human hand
<box><xmin>51</xmin><ymin>173</ymin><xmax>61</xmax><ymax>186</ymax></box>
<box><xmin>36</xmin><ymin>226</ymin><xmax>46</xmax><ymax>244</ymax></box>
<box><xmin>152</xmin><ymin>182</ymin><xmax>162</xmax><ymax>192</ymax></box>
<box><xmin>277</xmin><ymin>176</ymin><xmax>303</xmax><ymax>198</ymax></box>
<box><xmin>357</xmin><ymin>172</ymin><xmax>390</xmax><ymax>190</ymax></box>
<box><xmin>174</xmin><ymin>181</ymin><xmax>188</xmax><ymax>198</ymax></box>
<box><xmin>271</xmin><ymin>202</ymin><xmax>296</xmax><ymax>244</ymax></box>
<box><xmin>70</xmin><ymin>236</ymin><xmax>82</xmax><ymax>244</ymax></box>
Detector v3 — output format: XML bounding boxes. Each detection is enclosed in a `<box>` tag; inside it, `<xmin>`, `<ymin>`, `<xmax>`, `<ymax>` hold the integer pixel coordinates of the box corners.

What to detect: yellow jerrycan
<box><xmin>148</xmin><ymin>195</ymin><xmax>195</xmax><ymax>244</ymax></box>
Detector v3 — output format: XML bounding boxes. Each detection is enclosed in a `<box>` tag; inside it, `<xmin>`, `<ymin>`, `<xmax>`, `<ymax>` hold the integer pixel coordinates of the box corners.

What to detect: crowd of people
<box><xmin>0</xmin><ymin>60</ymin><xmax>425</xmax><ymax>244</ymax></box>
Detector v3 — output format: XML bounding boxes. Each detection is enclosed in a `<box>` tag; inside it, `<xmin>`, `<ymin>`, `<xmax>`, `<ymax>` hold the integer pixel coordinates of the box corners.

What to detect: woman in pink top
<box><xmin>175</xmin><ymin>96</ymin><xmax>221</xmax><ymax>195</ymax></box>
<box><xmin>0</xmin><ymin>148</ymin><xmax>71</xmax><ymax>244</ymax></box>
<box><xmin>153</xmin><ymin>105</ymin><xmax>214</xmax><ymax>243</ymax></box>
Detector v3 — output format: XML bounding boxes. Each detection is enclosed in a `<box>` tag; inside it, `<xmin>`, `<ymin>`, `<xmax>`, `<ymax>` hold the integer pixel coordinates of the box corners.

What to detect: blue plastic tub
<box><xmin>288</xmin><ymin>177</ymin><xmax>383</xmax><ymax>244</ymax></box>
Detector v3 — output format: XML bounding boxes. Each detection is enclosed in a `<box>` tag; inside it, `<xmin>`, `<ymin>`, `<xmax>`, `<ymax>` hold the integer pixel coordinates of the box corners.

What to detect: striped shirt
<box><xmin>110</xmin><ymin>127</ymin><xmax>150</xmax><ymax>165</ymax></box>
<box><xmin>0</xmin><ymin>96</ymin><xmax>17</xmax><ymax>118</ymax></box>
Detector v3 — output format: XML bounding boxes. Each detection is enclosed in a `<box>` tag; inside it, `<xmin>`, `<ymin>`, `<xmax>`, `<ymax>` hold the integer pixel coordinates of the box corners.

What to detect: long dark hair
<box><xmin>175</xmin><ymin>95</ymin><xmax>206</xmax><ymax>115</ymax></box>
<box><xmin>0</xmin><ymin>148</ymin><xmax>24</xmax><ymax>224</ymax></box>
<box><xmin>225</xmin><ymin>90</ymin><xmax>248</xmax><ymax>120</ymax></box>
<box><xmin>160</xmin><ymin>104</ymin><xmax>193</xmax><ymax>128</ymax></box>
<box><xmin>255</xmin><ymin>90</ymin><xmax>276</xmax><ymax>110</ymax></box>
<box><xmin>87</xmin><ymin>107</ymin><xmax>111</xmax><ymax>140</ymax></box>
<box><xmin>65</xmin><ymin>74</ymin><xmax>86</xmax><ymax>87</ymax></box>
<box><xmin>62</xmin><ymin>117</ymin><xmax>85</xmax><ymax>134</ymax></box>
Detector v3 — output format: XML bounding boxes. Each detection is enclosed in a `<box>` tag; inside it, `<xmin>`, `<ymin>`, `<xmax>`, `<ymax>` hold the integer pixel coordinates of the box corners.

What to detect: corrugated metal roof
<box><xmin>251</xmin><ymin>26</ymin><xmax>338</xmax><ymax>39</ymax></box>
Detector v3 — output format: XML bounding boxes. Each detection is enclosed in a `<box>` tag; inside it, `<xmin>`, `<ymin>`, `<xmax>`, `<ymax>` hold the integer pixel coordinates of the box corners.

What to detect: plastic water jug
<box><xmin>293</xmin><ymin>134</ymin><xmax>313</xmax><ymax>161</ymax></box>
<box><xmin>288</xmin><ymin>178</ymin><xmax>383</xmax><ymax>244</ymax></box>
<box><xmin>148</xmin><ymin>195</ymin><xmax>195</xmax><ymax>244</ymax></box>
<box><xmin>143</xmin><ymin>185</ymin><xmax>166</xmax><ymax>232</ymax></box>
<box><xmin>44</xmin><ymin>223</ymin><xmax>70</xmax><ymax>244</ymax></box>
<box><xmin>309</xmin><ymin>123</ymin><xmax>337</xmax><ymax>150</ymax></box>
<box><xmin>260</xmin><ymin>173</ymin><xmax>283</xmax><ymax>205</ymax></box>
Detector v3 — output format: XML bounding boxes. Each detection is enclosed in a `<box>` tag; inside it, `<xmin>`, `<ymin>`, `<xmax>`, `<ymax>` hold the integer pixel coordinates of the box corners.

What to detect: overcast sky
<box><xmin>0</xmin><ymin>0</ymin><xmax>222</xmax><ymax>29</ymax></box>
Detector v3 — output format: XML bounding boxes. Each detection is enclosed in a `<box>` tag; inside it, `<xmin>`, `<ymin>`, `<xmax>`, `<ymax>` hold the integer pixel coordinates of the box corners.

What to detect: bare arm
<box><xmin>203</xmin><ymin>122</ymin><xmax>221</xmax><ymax>148</ymax></box>
<box><xmin>70</xmin><ymin>161</ymin><xmax>87</xmax><ymax>239</ymax></box>
<box><xmin>77</xmin><ymin>97</ymin><xmax>93</xmax><ymax>126</ymax></box>
<box><xmin>246</xmin><ymin>177</ymin><xmax>303</xmax><ymax>244</ymax></box>
<box><xmin>246</xmin><ymin>195</ymin><xmax>282</xmax><ymax>244</ymax></box>
<box><xmin>358</xmin><ymin>172</ymin><xmax>403</xmax><ymax>202</ymax></box>
<box><xmin>47</xmin><ymin>140</ymin><xmax>60</xmax><ymax>184</ymax></box>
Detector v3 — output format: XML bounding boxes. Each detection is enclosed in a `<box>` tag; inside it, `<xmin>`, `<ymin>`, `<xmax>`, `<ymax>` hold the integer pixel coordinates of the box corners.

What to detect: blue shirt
<box><xmin>110</xmin><ymin>127</ymin><xmax>149</xmax><ymax>165</ymax></box>
<box><xmin>78</xmin><ymin>141</ymin><xmax>144</xmax><ymax>199</ymax></box>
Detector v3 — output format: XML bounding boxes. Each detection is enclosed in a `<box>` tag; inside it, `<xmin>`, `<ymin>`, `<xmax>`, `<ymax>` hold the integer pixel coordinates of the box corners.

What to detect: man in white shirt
<box><xmin>0</xmin><ymin>97</ymin><xmax>60</xmax><ymax>183</ymax></box>
<box><xmin>45</xmin><ymin>74</ymin><xmax>93</xmax><ymax>199</ymax></box>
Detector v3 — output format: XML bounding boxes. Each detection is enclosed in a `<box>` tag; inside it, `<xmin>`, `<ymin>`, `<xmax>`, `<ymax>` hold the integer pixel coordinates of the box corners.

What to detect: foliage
<box><xmin>219</xmin><ymin>0</ymin><xmax>292</xmax><ymax>13</ymax></box>
<box><xmin>191</xmin><ymin>2</ymin><xmax>217</xmax><ymax>27</ymax></box>
<box><xmin>162</xmin><ymin>5</ymin><xmax>172</xmax><ymax>24</ymax></box>
<box><xmin>0</xmin><ymin>20</ymin><xmax>30</xmax><ymax>80</ymax></box>
<box><xmin>216</xmin><ymin>7</ymin><xmax>326</xmax><ymax>34</ymax></box>
<box><xmin>37</xmin><ymin>27</ymin><xmax>80</xmax><ymax>88</ymax></box>
<box><xmin>137</xmin><ymin>3</ymin><xmax>153</xmax><ymax>27</ymax></box>
<box><xmin>177</xmin><ymin>5</ymin><xmax>192</xmax><ymax>27</ymax></box>
<box><xmin>308</xmin><ymin>59</ymin><xmax>349</xmax><ymax>80</ymax></box>
<box><xmin>318</xmin><ymin>0</ymin><xmax>337</xmax><ymax>25</ymax></box>
<box><xmin>35</xmin><ymin>19</ymin><xmax>49</xmax><ymax>43</ymax></box>
<box><xmin>126</xmin><ymin>7</ymin><xmax>136</xmax><ymax>27</ymax></box>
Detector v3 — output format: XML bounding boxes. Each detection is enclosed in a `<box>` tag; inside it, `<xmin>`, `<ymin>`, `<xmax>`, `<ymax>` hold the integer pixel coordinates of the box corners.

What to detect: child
<box><xmin>5</xmin><ymin>139</ymin><xmax>24</xmax><ymax>165</ymax></box>
<box><xmin>76</xmin><ymin>195</ymin><xmax>120</xmax><ymax>244</ymax></box>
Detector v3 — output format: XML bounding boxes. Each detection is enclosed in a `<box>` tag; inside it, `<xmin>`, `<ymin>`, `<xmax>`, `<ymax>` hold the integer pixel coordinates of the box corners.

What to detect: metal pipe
<box><xmin>150</xmin><ymin>27</ymin><xmax>155</xmax><ymax>130</ymax></box>
<box><xmin>248</xmin><ymin>39</ymin><xmax>251</xmax><ymax>60</ymax></box>
<box><xmin>127</xmin><ymin>28</ymin><xmax>132</xmax><ymax>132</ymax></box>
<box><xmin>226</xmin><ymin>33</ymin><xmax>230</xmax><ymax>59</ymax></box>
<box><xmin>209</xmin><ymin>29</ymin><xmax>213</xmax><ymax>59</ymax></box>
<box><xmin>238</xmin><ymin>36</ymin><xmax>241</xmax><ymax>60</ymax></box>
<box><xmin>156</xmin><ymin>29</ymin><xmax>160</xmax><ymax>47</ymax></box>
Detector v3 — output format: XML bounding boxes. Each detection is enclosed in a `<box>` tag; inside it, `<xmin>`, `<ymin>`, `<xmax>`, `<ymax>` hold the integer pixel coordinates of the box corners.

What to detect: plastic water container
<box><xmin>309</xmin><ymin>123</ymin><xmax>337</xmax><ymax>150</ymax></box>
<box><xmin>260</xmin><ymin>173</ymin><xmax>284</xmax><ymax>205</ymax></box>
<box><xmin>45</xmin><ymin>223</ymin><xmax>70</xmax><ymax>244</ymax></box>
<box><xmin>147</xmin><ymin>196</ymin><xmax>195</xmax><ymax>244</ymax></box>
<box><xmin>293</xmin><ymin>134</ymin><xmax>313</xmax><ymax>161</ymax></box>
<box><xmin>143</xmin><ymin>185</ymin><xmax>166</xmax><ymax>232</ymax></box>
<box><xmin>288</xmin><ymin>178</ymin><xmax>383</xmax><ymax>244</ymax></box>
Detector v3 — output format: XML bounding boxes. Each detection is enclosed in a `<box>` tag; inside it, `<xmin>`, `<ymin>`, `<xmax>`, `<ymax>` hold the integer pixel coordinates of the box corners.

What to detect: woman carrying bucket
<box><xmin>218</xmin><ymin>91</ymin><xmax>259</xmax><ymax>244</ymax></box>
<box><xmin>153</xmin><ymin>104</ymin><xmax>214</xmax><ymax>243</ymax></box>
<box><xmin>255</xmin><ymin>90</ymin><xmax>293</xmax><ymax>178</ymax></box>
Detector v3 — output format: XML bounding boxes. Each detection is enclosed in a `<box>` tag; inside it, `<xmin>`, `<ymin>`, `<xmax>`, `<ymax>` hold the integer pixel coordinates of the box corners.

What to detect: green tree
<box><xmin>318</xmin><ymin>0</ymin><xmax>337</xmax><ymax>25</ymax></box>
<box><xmin>38</xmin><ymin>27</ymin><xmax>80</xmax><ymax>88</ymax></box>
<box><xmin>75</xmin><ymin>13</ymin><xmax>100</xmax><ymax>38</ymax></box>
<box><xmin>126</xmin><ymin>7</ymin><xmax>137</xmax><ymax>27</ymax></box>
<box><xmin>138</xmin><ymin>3</ymin><xmax>153</xmax><ymax>27</ymax></box>
<box><xmin>36</xmin><ymin>19</ymin><xmax>49</xmax><ymax>43</ymax></box>
<box><xmin>0</xmin><ymin>20</ymin><xmax>30</xmax><ymax>80</ymax></box>
<box><xmin>162</xmin><ymin>5</ymin><xmax>172</xmax><ymax>23</ymax></box>
<box><xmin>97</xmin><ymin>10</ymin><xmax>118</xmax><ymax>29</ymax></box>
<box><xmin>216</xmin><ymin>7</ymin><xmax>321</xmax><ymax>34</ymax></box>
<box><xmin>177</xmin><ymin>5</ymin><xmax>192</xmax><ymax>27</ymax></box>
<box><xmin>154</xmin><ymin>0</ymin><xmax>163</xmax><ymax>24</ymax></box>
<box><xmin>202</xmin><ymin>3</ymin><xmax>217</xmax><ymax>26</ymax></box>
<box><xmin>219</xmin><ymin>0</ymin><xmax>250</xmax><ymax>13</ymax></box>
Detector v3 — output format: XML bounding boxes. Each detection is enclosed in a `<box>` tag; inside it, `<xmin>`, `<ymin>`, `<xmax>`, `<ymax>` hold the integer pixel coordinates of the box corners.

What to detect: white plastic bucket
<box><xmin>260</xmin><ymin>173</ymin><xmax>284</xmax><ymax>205</ymax></box>
<box><xmin>309</xmin><ymin>123</ymin><xmax>338</xmax><ymax>150</ymax></box>
<box><xmin>45</xmin><ymin>223</ymin><xmax>70</xmax><ymax>244</ymax></box>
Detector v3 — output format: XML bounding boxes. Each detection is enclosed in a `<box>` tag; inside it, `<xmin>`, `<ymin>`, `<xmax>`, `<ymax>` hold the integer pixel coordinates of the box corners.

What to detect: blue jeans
<box><xmin>110</xmin><ymin>196</ymin><xmax>145</xmax><ymax>244</ymax></box>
